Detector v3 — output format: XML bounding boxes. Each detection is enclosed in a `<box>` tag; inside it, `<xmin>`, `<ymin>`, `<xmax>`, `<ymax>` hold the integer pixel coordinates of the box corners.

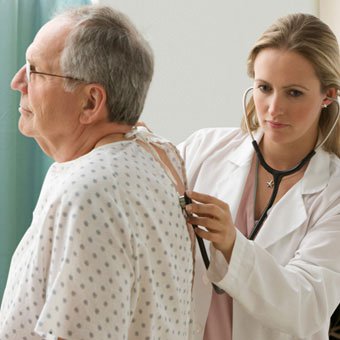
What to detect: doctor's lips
<box><xmin>266</xmin><ymin>120</ymin><xmax>289</xmax><ymax>129</ymax></box>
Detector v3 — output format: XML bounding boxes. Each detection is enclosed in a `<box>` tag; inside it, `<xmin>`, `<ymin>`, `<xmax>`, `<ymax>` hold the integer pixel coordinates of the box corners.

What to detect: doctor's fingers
<box><xmin>194</xmin><ymin>227</ymin><xmax>225</xmax><ymax>244</ymax></box>
<box><xmin>186</xmin><ymin>191</ymin><xmax>229</xmax><ymax>210</ymax></box>
<box><xmin>186</xmin><ymin>215</ymin><xmax>229</xmax><ymax>233</ymax></box>
<box><xmin>195</xmin><ymin>223</ymin><xmax>236</xmax><ymax>262</ymax></box>
<box><xmin>185</xmin><ymin>202</ymin><xmax>227</xmax><ymax>219</ymax></box>
<box><xmin>192</xmin><ymin>218</ymin><xmax>234</xmax><ymax>252</ymax></box>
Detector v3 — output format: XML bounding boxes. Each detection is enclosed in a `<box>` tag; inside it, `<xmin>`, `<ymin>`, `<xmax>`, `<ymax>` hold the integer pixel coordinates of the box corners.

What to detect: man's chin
<box><xmin>18</xmin><ymin>117</ymin><xmax>35</xmax><ymax>138</ymax></box>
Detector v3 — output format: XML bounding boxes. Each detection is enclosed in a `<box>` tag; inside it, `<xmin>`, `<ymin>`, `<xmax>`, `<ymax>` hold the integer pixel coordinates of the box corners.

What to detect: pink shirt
<box><xmin>203</xmin><ymin>158</ymin><xmax>256</xmax><ymax>340</ymax></box>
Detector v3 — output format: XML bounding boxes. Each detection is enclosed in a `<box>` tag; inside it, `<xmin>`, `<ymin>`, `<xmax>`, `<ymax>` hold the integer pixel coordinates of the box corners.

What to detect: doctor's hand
<box><xmin>185</xmin><ymin>191</ymin><xmax>236</xmax><ymax>262</ymax></box>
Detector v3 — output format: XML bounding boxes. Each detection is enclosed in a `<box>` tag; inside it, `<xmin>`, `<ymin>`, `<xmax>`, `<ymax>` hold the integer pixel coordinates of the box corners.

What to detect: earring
<box><xmin>322</xmin><ymin>103</ymin><xmax>328</xmax><ymax>108</ymax></box>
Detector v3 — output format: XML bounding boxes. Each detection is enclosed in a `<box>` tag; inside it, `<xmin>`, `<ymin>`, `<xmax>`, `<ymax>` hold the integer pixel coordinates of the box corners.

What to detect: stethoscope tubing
<box><xmin>180</xmin><ymin>193</ymin><xmax>225</xmax><ymax>294</ymax></box>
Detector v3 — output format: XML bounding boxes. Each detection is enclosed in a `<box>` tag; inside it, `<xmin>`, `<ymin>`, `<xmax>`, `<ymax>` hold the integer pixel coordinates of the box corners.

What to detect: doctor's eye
<box><xmin>257</xmin><ymin>84</ymin><xmax>272</xmax><ymax>93</ymax></box>
<box><xmin>288</xmin><ymin>89</ymin><xmax>303</xmax><ymax>98</ymax></box>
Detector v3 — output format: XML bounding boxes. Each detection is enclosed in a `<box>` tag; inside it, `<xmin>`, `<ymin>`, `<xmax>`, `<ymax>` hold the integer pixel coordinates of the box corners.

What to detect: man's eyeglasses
<box><xmin>25</xmin><ymin>60</ymin><xmax>82</xmax><ymax>82</ymax></box>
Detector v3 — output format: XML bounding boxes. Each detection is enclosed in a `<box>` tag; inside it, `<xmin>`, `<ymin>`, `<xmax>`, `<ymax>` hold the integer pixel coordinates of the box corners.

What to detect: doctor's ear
<box><xmin>322</xmin><ymin>88</ymin><xmax>337</xmax><ymax>108</ymax></box>
<box><xmin>80</xmin><ymin>84</ymin><xmax>107</xmax><ymax>124</ymax></box>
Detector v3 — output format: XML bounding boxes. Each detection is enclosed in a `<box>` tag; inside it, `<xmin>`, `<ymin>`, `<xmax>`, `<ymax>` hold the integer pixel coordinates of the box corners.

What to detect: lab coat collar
<box><xmin>227</xmin><ymin>128</ymin><xmax>263</xmax><ymax>166</ymax></box>
<box><xmin>227</xmin><ymin>129</ymin><xmax>331</xmax><ymax>189</ymax></box>
<box><xmin>300</xmin><ymin>146</ymin><xmax>331</xmax><ymax>194</ymax></box>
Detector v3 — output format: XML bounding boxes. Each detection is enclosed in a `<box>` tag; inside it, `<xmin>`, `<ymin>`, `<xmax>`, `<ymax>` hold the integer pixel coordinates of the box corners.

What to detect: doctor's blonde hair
<box><xmin>242</xmin><ymin>13</ymin><xmax>340</xmax><ymax>157</ymax></box>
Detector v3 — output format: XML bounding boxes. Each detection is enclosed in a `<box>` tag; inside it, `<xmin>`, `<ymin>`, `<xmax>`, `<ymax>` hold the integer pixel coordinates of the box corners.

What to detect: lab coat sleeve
<box><xmin>207</xmin><ymin>202</ymin><xmax>340</xmax><ymax>338</ymax></box>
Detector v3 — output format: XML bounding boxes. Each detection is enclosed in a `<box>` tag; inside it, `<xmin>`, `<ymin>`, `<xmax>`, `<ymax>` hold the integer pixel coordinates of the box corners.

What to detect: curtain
<box><xmin>0</xmin><ymin>0</ymin><xmax>90</xmax><ymax>302</ymax></box>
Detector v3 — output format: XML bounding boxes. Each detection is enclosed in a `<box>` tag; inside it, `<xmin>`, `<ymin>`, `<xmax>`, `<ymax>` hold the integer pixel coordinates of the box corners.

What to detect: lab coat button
<box><xmin>202</xmin><ymin>274</ymin><xmax>209</xmax><ymax>286</ymax></box>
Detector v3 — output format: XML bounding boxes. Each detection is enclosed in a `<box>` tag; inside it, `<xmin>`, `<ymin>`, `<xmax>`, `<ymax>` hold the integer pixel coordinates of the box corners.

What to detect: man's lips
<box><xmin>19</xmin><ymin>106</ymin><xmax>32</xmax><ymax>115</ymax></box>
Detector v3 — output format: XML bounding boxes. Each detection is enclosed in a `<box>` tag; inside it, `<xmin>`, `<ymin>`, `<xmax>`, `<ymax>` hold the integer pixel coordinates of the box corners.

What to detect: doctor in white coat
<box><xmin>178</xmin><ymin>13</ymin><xmax>340</xmax><ymax>340</ymax></box>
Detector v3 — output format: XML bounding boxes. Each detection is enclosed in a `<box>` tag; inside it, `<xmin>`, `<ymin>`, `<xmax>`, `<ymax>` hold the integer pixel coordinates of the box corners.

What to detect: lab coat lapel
<box><xmin>215</xmin><ymin>130</ymin><xmax>262</xmax><ymax>222</ymax></box>
<box><xmin>254</xmin><ymin>148</ymin><xmax>331</xmax><ymax>249</ymax></box>
<box><xmin>254</xmin><ymin>183</ymin><xmax>307</xmax><ymax>248</ymax></box>
<box><xmin>215</xmin><ymin>161</ymin><xmax>249</xmax><ymax>222</ymax></box>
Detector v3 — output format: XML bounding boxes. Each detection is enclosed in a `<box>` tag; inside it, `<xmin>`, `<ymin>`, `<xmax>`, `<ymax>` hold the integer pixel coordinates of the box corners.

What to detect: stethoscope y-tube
<box><xmin>249</xmin><ymin>141</ymin><xmax>315</xmax><ymax>239</ymax></box>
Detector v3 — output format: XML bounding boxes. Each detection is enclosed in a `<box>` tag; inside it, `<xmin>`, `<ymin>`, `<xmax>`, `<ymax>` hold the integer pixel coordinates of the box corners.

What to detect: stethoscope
<box><xmin>181</xmin><ymin>87</ymin><xmax>339</xmax><ymax>295</ymax></box>
<box><xmin>243</xmin><ymin>87</ymin><xmax>340</xmax><ymax>240</ymax></box>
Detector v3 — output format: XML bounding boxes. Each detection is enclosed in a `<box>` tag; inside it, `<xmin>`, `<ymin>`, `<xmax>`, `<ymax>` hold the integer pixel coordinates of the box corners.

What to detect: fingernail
<box><xmin>185</xmin><ymin>205</ymin><xmax>192</xmax><ymax>213</ymax></box>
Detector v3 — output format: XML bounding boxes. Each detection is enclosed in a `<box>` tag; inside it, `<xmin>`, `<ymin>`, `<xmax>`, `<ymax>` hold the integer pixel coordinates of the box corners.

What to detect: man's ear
<box><xmin>80</xmin><ymin>84</ymin><xmax>107</xmax><ymax>124</ymax></box>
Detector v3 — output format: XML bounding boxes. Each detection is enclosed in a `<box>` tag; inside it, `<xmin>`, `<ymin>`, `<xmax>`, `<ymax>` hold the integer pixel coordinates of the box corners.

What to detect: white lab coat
<box><xmin>178</xmin><ymin>127</ymin><xmax>340</xmax><ymax>340</ymax></box>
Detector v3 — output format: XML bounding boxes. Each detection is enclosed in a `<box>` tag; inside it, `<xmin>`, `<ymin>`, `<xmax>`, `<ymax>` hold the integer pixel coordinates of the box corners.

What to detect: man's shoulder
<box><xmin>50</xmin><ymin>143</ymin><xmax>164</xmax><ymax>198</ymax></box>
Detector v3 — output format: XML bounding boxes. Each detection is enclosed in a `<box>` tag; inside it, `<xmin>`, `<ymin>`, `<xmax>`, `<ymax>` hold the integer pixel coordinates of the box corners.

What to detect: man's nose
<box><xmin>11</xmin><ymin>65</ymin><xmax>28</xmax><ymax>94</ymax></box>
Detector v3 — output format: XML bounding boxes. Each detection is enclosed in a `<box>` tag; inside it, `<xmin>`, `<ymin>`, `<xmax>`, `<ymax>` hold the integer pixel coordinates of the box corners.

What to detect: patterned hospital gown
<box><xmin>0</xmin><ymin>129</ymin><xmax>194</xmax><ymax>340</ymax></box>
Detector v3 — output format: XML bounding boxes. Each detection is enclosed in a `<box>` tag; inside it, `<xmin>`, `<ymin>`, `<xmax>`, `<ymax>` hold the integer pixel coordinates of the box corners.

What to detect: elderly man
<box><xmin>0</xmin><ymin>5</ymin><xmax>194</xmax><ymax>340</ymax></box>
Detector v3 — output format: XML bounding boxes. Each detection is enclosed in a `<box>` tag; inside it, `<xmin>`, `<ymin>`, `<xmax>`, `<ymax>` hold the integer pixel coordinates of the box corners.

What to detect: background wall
<box><xmin>320</xmin><ymin>0</ymin><xmax>340</xmax><ymax>44</ymax></box>
<box><xmin>93</xmin><ymin>0</ymin><xmax>318</xmax><ymax>143</ymax></box>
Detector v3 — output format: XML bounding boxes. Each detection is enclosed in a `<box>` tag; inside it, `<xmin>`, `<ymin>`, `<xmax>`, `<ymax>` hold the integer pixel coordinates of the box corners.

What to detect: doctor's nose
<box><xmin>267</xmin><ymin>94</ymin><xmax>284</xmax><ymax>117</ymax></box>
<box><xmin>11</xmin><ymin>65</ymin><xmax>28</xmax><ymax>95</ymax></box>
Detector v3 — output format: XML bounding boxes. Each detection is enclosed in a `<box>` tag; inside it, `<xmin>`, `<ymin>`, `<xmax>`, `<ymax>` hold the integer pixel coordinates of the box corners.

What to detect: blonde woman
<box><xmin>179</xmin><ymin>13</ymin><xmax>340</xmax><ymax>340</ymax></box>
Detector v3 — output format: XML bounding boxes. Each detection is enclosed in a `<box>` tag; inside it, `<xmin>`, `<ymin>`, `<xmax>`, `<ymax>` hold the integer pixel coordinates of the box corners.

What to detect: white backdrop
<box><xmin>92</xmin><ymin>0</ymin><xmax>318</xmax><ymax>143</ymax></box>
